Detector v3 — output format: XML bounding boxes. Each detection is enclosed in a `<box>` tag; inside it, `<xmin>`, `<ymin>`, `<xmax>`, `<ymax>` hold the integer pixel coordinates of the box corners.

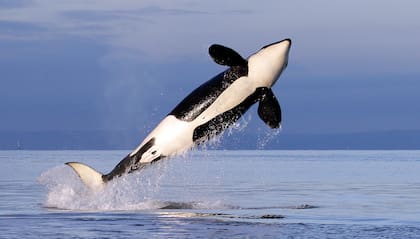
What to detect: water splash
<box><xmin>257</xmin><ymin>127</ymin><xmax>281</xmax><ymax>149</ymax></box>
<box><xmin>38</xmin><ymin>156</ymin><xmax>233</xmax><ymax>211</ymax></box>
<box><xmin>37</xmin><ymin>114</ymin><xmax>261</xmax><ymax>212</ymax></box>
<box><xmin>38</xmin><ymin>164</ymin><xmax>168</xmax><ymax>211</ymax></box>
<box><xmin>197</xmin><ymin>113</ymin><xmax>252</xmax><ymax>151</ymax></box>
<box><xmin>227</xmin><ymin>113</ymin><xmax>251</xmax><ymax>136</ymax></box>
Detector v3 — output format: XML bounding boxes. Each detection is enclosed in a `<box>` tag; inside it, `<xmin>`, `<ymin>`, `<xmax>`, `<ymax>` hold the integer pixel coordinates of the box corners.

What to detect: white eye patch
<box><xmin>140</xmin><ymin>145</ymin><xmax>161</xmax><ymax>164</ymax></box>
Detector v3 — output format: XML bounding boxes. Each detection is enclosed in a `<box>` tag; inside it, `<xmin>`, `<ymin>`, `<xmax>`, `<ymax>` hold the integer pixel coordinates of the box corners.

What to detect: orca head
<box><xmin>248</xmin><ymin>39</ymin><xmax>291</xmax><ymax>88</ymax></box>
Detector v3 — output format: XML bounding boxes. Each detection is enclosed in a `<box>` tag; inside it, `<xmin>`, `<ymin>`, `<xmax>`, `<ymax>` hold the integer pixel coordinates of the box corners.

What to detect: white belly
<box><xmin>132</xmin><ymin>116</ymin><xmax>194</xmax><ymax>159</ymax></box>
<box><xmin>132</xmin><ymin>76</ymin><xmax>255</xmax><ymax>160</ymax></box>
<box><xmin>192</xmin><ymin>76</ymin><xmax>254</xmax><ymax>125</ymax></box>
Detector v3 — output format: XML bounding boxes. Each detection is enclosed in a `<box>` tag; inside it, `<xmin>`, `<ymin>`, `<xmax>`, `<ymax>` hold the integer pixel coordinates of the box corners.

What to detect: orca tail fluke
<box><xmin>65</xmin><ymin>162</ymin><xmax>105</xmax><ymax>191</ymax></box>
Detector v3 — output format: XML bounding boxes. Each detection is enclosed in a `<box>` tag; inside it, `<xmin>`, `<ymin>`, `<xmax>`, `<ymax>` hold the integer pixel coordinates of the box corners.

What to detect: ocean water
<box><xmin>0</xmin><ymin>150</ymin><xmax>420</xmax><ymax>238</ymax></box>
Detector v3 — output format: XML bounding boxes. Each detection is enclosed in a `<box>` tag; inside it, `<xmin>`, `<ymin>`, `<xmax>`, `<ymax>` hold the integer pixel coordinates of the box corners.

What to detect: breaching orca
<box><xmin>66</xmin><ymin>39</ymin><xmax>292</xmax><ymax>190</ymax></box>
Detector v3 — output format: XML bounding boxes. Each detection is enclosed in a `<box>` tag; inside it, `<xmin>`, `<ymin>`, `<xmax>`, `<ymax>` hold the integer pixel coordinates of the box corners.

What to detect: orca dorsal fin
<box><xmin>257</xmin><ymin>88</ymin><xmax>282</xmax><ymax>129</ymax></box>
<box><xmin>209</xmin><ymin>44</ymin><xmax>247</xmax><ymax>67</ymax></box>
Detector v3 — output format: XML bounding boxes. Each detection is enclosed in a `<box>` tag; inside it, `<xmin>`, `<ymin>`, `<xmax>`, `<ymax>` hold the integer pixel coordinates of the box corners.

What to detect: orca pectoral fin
<box><xmin>65</xmin><ymin>162</ymin><xmax>105</xmax><ymax>191</ymax></box>
<box><xmin>209</xmin><ymin>44</ymin><xmax>247</xmax><ymax>67</ymax></box>
<box><xmin>257</xmin><ymin>88</ymin><xmax>282</xmax><ymax>129</ymax></box>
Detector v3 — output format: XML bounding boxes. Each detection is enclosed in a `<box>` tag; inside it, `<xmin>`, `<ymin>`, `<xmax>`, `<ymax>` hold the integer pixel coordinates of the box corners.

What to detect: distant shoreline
<box><xmin>1</xmin><ymin>130</ymin><xmax>419</xmax><ymax>150</ymax></box>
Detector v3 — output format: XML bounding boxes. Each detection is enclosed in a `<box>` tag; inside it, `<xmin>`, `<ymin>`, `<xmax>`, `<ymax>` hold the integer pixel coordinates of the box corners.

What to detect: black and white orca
<box><xmin>66</xmin><ymin>39</ymin><xmax>292</xmax><ymax>190</ymax></box>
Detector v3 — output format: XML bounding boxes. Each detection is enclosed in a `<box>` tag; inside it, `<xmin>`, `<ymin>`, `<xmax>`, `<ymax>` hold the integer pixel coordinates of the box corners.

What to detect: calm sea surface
<box><xmin>0</xmin><ymin>150</ymin><xmax>419</xmax><ymax>238</ymax></box>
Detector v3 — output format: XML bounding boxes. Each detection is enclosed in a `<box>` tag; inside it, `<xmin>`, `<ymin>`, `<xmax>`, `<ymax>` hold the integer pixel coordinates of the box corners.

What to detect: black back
<box><xmin>169</xmin><ymin>44</ymin><xmax>248</xmax><ymax>121</ymax></box>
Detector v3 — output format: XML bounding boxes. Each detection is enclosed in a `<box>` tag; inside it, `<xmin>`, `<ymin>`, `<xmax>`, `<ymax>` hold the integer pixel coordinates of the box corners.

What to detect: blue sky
<box><xmin>1</xmin><ymin>0</ymin><xmax>420</xmax><ymax>138</ymax></box>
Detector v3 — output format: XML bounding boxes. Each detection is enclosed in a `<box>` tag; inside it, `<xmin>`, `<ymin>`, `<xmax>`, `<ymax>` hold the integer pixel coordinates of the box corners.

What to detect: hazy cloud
<box><xmin>134</xmin><ymin>6</ymin><xmax>209</xmax><ymax>16</ymax></box>
<box><xmin>0</xmin><ymin>20</ymin><xmax>45</xmax><ymax>34</ymax></box>
<box><xmin>0</xmin><ymin>0</ymin><xmax>34</xmax><ymax>8</ymax></box>
<box><xmin>61</xmin><ymin>9</ymin><xmax>153</xmax><ymax>22</ymax></box>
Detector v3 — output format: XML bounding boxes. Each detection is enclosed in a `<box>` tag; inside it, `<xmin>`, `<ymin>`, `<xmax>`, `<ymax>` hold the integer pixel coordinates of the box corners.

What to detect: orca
<box><xmin>66</xmin><ymin>39</ymin><xmax>292</xmax><ymax>190</ymax></box>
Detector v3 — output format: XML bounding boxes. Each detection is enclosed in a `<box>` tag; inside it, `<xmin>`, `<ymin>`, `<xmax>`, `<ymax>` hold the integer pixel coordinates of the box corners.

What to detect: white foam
<box><xmin>38</xmin><ymin>163</ymin><xmax>169</xmax><ymax>211</ymax></box>
<box><xmin>38</xmin><ymin>158</ymin><xmax>234</xmax><ymax>212</ymax></box>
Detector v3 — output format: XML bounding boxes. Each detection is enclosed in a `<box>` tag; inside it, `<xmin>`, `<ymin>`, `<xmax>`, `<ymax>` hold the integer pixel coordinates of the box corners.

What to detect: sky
<box><xmin>1</xmin><ymin>0</ymin><xmax>420</xmax><ymax>143</ymax></box>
